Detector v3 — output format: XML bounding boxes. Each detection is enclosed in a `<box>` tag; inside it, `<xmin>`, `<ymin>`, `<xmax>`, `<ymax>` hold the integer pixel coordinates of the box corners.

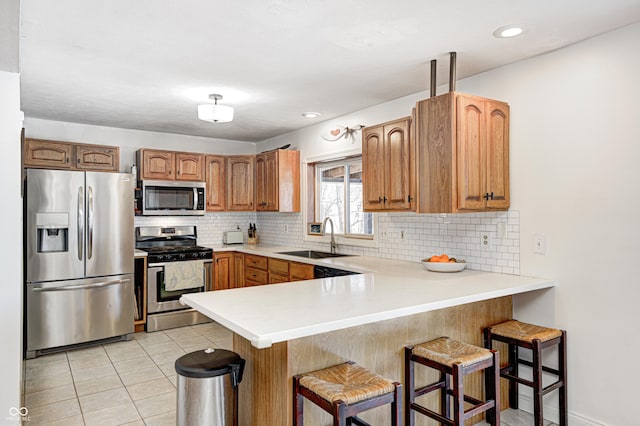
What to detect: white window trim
<box><xmin>302</xmin><ymin>149</ymin><xmax>379</xmax><ymax>249</ymax></box>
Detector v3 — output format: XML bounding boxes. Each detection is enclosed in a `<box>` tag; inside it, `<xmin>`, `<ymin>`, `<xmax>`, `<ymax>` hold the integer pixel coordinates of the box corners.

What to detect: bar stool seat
<box><xmin>484</xmin><ymin>320</ymin><xmax>567</xmax><ymax>426</ymax></box>
<box><xmin>405</xmin><ymin>337</ymin><xmax>500</xmax><ymax>426</ymax></box>
<box><xmin>294</xmin><ymin>361</ymin><xmax>402</xmax><ymax>425</ymax></box>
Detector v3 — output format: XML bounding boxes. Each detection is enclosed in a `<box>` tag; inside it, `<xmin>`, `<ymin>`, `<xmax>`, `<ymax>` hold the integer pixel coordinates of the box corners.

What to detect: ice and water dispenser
<box><xmin>36</xmin><ymin>213</ymin><xmax>69</xmax><ymax>253</ymax></box>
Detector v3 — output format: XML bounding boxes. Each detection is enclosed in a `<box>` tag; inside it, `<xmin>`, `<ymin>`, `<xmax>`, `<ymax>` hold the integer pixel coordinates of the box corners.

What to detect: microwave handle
<box><xmin>193</xmin><ymin>188</ymin><xmax>198</xmax><ymax>211</ymax></box>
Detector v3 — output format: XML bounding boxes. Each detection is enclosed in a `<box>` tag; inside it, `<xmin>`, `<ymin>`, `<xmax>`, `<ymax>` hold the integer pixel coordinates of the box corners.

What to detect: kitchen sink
<box><xmin>276</xmin><ymin>250</ymin><xmax>353</xmax><ymax>259</ymax></box>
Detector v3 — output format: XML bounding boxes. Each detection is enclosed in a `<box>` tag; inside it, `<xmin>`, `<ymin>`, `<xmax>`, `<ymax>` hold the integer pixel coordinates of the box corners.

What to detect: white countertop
<box><xmin>181</xmin><ymin>245</ymin><xmax>554</xmax><ymax>349</ymax></box>
<box><xmin>134</xmin><ymin>249</ymin><xmax>148</xmax><ymax>258</ymax></box>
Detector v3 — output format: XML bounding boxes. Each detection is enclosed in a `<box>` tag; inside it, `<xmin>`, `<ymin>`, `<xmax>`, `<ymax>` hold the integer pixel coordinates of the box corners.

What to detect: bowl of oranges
<box><xmin>421</xmin><ymin>254</ymin><xmax>466</xmax><ymax>272</ymax></box>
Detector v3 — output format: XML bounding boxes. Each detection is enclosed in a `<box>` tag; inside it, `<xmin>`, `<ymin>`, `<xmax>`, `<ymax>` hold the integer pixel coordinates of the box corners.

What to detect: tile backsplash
<box><xmin>135</xmin><ymin>210</ymin><xmax>520</xmax><ymax>275</ymax></box>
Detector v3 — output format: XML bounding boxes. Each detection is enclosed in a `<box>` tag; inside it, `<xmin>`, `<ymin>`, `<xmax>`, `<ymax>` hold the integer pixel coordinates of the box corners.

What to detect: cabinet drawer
<box><xmin>268</xmin><ymin>258</ymin><xmax>289</xmax><ymax>276</ymax></box>
<box><xmin>245</xmin><ymin>267</ymin><xmax>268</xmax><ymax>285</ymax></box>
<box><xmin>290</xmin><ymin>262</ymin><xmax>315</xmax><ymax>281</ymax></box>
<box><xmin>269</xmin><ymin>273</ymin><xmax>289</xmax><ymax>284</ymax></box>
<box><xmin>245</xmin><ymin>254</ymin><xmax>267</xmax><ymax>270</ymax></box>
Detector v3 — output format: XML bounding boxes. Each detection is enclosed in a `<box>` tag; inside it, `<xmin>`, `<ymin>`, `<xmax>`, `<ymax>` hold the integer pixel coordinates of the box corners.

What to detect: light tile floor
<box><xmin>24</xmin><ymin>322</ymin><xmax>557</xmax><ymax>426</ymax></box>
<box><xmin>23</xmin><ymin>322</ymin><xmax>233</xmax><ymax>426</ymax></box>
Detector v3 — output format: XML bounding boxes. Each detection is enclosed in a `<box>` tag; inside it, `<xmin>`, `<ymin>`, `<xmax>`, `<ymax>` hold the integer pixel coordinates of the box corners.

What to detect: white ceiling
<box><xmin>19</xmin><ymin>0</ymin><xmax>640</xmax><ymax>142</ymax></box>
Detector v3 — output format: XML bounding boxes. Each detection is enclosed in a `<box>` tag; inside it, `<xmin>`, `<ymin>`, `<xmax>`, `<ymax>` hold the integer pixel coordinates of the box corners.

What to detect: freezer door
<box><xmin>26</xmin><ymin>169</ymin><xmax>86</xmax><ymax>282</ymax></box>
<box><xmin>26</xmin><ymin>274</ymin><xmax>135</xmax><ymax>354</ymax></box>
<box><xmin>85</xmin><ymin>172</ymin><xmax>134</xmax><ymax>277</ymax></box>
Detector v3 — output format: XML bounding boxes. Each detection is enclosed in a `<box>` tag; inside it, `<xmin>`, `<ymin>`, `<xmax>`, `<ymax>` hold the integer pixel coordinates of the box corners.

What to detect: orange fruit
<box><xmin>439</xmin><ymin>254</ymin><xmax>449</xmax><ymax>262</ymax></box>
<box><xmin>429</xmin><ymin>255</ymin><xmax>440</xmax><ymax>262</ymax></box>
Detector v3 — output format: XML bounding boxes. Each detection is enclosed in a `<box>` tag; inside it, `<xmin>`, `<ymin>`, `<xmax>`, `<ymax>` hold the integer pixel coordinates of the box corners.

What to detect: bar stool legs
<box><xmin>484</xmin><ymin>320</ymin><xmax>568</xmax><ymax>426</ymax></box>
<box><xmin>405</xmin><ymin>337</ymin><xmax>500</xmax><ymax>426</ymax></box>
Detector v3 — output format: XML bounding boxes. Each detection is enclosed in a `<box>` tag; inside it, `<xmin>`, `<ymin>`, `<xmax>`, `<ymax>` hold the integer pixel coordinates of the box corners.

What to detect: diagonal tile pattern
<box><xmin>23</xmin><ymin>321</ymin><xmax>555</xmax><ymax>425</ymax></box>
<box><xmin>23</xmin><ymin>322</ymin><xmax>233</xmax><ymax>425</ymax></box>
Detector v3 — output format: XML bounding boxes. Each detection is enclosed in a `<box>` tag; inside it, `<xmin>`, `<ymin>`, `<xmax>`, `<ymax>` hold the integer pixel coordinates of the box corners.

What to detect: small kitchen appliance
<box><xmin>137</xmin><ymin>180</ymin><xmax>206</xmax><ymax>216</ymax></box>
<box><xmin>223</xmin><ymin>230</ymin><xmax>244</xmax><ymax>245</ymax></box>
<box><xmin>136</xmin><ymin>226</ymin><xmax>212</xmax><ymax>331</ymax></box>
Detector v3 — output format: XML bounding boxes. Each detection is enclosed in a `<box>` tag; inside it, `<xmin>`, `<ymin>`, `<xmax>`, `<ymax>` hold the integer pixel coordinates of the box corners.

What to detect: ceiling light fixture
<box><xmin>493</xmin><ymin>25</ymin><xmax>524</xmax><ymax>38</ymax></box>
<box><xmin>302</xmin><ymin>112</ymin><xmax>321</xmax><ymax>119</ymax></box>
<box><xmin>198</xmin><ymin>94</ymin><xmax>234</xmax><ymax>123</ymax></box>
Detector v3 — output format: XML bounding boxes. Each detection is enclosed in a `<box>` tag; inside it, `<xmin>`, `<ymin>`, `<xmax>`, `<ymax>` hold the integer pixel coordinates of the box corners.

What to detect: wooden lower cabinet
<box><xmin>268</xmin><ymin>258</ymin><xmax>289</xmax><ymax>284</ymax></box>
<box><xmin>214</xmin><ymin>252</ymin><xmax>234</xmax><ymax>290</ymax></box>
<box><xmin>245</xmin><ymin>254</ymin><xmax>268</xmax><ymax>286</ymax></box>
<box><xmin>289</xmin><ymin>262</ymin><xmax>314</xmax><ymax>281</ymax></box>
<box><xmin>233</xmin><ymin>253</ymin><xmax>245</xmax><ymax>288</ymax></box>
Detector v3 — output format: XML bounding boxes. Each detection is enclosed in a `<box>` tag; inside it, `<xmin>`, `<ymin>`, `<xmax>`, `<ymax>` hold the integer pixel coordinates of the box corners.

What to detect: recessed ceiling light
<box><xmin>302</xmin><ymin>112</ymin><xmax>321</xmax><ymax>119</ymax></box>
<box><xmin>493</xmin><ymin>25</ymin><xmax>524</xmax><ymax>38</ymax></box>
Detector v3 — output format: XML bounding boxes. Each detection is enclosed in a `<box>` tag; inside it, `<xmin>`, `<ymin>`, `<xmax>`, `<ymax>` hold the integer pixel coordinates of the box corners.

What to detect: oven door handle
<box><xmin>32</xmin><ymin>278</ymin><xmax>131</xmax><ymax>292</ymax></box>
<box><xmin>148</xmin><ymin>261</ymin><xmax>212</xmax><ymax>268</ymax></box>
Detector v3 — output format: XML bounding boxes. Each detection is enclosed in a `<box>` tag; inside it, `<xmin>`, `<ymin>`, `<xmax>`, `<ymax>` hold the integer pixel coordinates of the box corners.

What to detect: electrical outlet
<box><xmin>533</xmin><ymin>234</ymin><xmax>547</xmax><ymax>255</ymax></box>
<box><xmin>480</xmin><ymin>233</ymin><xmax>491</xmax><ymax>250</ymax></box>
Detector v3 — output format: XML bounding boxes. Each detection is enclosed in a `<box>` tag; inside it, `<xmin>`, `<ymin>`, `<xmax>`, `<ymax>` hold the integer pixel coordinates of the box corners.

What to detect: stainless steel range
<box><xmin>136</xmin><ymin>226</ymin><xmax>212</xmax><ymax>332</ymax></box>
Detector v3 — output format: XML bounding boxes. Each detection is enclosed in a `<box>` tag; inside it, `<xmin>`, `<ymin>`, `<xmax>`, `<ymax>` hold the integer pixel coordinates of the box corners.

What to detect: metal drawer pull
<box><xmin>32</xmin><ymin>278</ymin><xmax>131</xmax><ymax>292</ymax></box>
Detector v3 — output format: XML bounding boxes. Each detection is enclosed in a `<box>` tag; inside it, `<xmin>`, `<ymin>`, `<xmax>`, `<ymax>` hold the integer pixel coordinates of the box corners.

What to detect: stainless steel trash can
<box><xmin>175</xmin><ymin>348</ymin><xmax>245</xmax><ymax>426</ymax></box>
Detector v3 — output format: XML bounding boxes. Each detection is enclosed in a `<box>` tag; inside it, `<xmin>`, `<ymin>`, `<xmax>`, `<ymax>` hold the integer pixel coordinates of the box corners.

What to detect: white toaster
<box><xmin>223</xmin><ymin>230</ymin><xmax>244</xmax><ymax>245</ymax></box>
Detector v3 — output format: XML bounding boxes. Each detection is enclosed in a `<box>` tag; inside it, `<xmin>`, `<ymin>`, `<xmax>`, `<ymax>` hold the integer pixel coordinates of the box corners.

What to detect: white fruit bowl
<box><xmin>422</xmin><ymin>261</ymin><xmax>466</xmax><ymax>273</ymax></box>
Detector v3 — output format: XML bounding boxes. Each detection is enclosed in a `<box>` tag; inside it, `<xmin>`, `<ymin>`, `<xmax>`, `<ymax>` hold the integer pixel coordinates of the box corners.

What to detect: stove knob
<box><xmin>179</xmin><ymin>254</ymin><xmax>186</xmax><ymax>260</ymax></box>
<box><xmin>192</xmin><ymin>253</ymin><xmax>199</xmax><ymax>258</ymax></box>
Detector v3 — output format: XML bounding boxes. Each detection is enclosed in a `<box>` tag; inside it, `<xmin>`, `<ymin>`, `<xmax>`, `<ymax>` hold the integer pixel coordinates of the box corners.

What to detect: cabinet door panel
<box><xmin>264</xmin><ymin>152</ymin><xmax>278</xmax><ymax>210</ymax></box>
<box><xmin>384</xmin><ymin>121</ymin><xmax>411</xmax><ymax>210</ymax></box>
<box><xmin>76</xmin><ymin>145</ymin><xmax>119</xmax><ymax>171</ymax></box>
<box><xmin>141</xmin><ymin>150</ymin><xmax>174</xmax><ymax>180</ymax></box>
<box><xmin>456</xmin><ymin>97</ymin><xmax>485</xmax><ymax>210</ymax></box>
<box><xmin>227</xmin><ymin>156</ymin><xmax>255</xmax><ymax>211</ymax></box>
<box><xmin>176</xmin><ymin>153</ymin><xmax>204</xmax><ymax>181</ymax></box>
<box><xmin>24</xmin><ymin>139</ymin><xmax>73</xmax><ymax>169</ymax></box>
<box><xmin>214</xmin><ymin>253</ymin><xmax>234</xmax><ymax>290</ymax></box>
<box><xmin>205</xmin><ymin>155</ymin><xmax>226</xmax><ymax>211</ymax></box>
<box><xmin>233</xmin><ymin>253</ymin><xmax>245</xmax><ymax>288</ymax></box>
<box><xmin>290</xmin><ymin>262</ymin><xmax>314</xmax><ymax>281</ymax></box>
<box><xmin>362</xmin><ymin>127</ymin><xmax>386</xmax><ymax>210</ymax></box>
<box><xmin>485</xmin><ymin>101</ymin><xmax>510</xmax><ymax>209</ymax></box>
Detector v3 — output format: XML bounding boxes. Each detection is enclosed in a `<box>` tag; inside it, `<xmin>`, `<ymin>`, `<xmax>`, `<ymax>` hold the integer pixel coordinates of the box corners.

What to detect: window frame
<box><xmin>303</xmin><ymin>149</ymin><xmax>378</xmax><ymax>248</ymax></box>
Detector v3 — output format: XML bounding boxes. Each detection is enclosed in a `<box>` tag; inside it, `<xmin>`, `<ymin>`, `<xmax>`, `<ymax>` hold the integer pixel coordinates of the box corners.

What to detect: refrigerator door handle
<box><xmin>77</xmin><ymin>186</ymin><xmax>84</xmax><ymax>261</ymax></box>
<box><xmin>88</xmin><ymin>185</ymin><xmax>94</xmax><ymax>259</ymax></box>
<box><xmin>31</xmin><ymin>278</ymin><xmax>131</xmax><ymax>292</ymax></box>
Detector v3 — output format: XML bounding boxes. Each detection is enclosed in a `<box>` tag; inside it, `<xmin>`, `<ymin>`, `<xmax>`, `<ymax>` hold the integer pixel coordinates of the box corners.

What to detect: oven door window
<box><xmin>156</xmin><ymin>270</ymin><xmax>203</xmax><ymax>301</ymax></box>
<box><xmin>145</xmin><ymin>186</ymin><xmax>196</xmax><ymax>211</ymax></box>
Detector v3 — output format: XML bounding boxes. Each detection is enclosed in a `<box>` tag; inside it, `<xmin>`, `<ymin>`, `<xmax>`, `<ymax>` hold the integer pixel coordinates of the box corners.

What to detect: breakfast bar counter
<box><xmin>181</xmin><ymin>246</ymin><xmax>555</xmax><ymax>425</ymax></box>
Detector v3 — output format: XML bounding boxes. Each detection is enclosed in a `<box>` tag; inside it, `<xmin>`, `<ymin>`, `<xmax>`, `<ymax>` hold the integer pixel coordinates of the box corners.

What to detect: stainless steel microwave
<box><xmin>139</xmin><ymin>180</ymin><xmax>206</xmax><ymax>216</ymax></box>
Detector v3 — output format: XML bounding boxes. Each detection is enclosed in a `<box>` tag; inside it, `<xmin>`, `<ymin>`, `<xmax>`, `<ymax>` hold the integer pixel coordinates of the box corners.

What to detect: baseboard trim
<box><xmin>517</xmin><ymin>393</ymin><xmax>607</xmax><ymax>426</ymax></box>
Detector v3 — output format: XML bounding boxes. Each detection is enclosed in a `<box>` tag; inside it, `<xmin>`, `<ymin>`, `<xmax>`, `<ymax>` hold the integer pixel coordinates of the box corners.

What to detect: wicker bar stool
<box><xmin>404</xmin><ymin>337</ymin><xmax>500</xmax><ymax>426</ymax></box>
<box><xmin>484</xmin><ymin>320</ymin><xmax>567</xmax><ymax>426</ymax></box>
<box><xmin>293</xmin><ymin>361</ymin><xmax>402</xmax><ymax>426</ymax></box>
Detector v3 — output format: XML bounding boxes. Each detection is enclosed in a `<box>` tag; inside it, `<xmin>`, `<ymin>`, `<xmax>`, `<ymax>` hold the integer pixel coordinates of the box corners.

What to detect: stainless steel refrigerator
<box><xmin>25</xmin><ymin>168</ymin><xmax>135</xmax><ymax>358</ymax></box>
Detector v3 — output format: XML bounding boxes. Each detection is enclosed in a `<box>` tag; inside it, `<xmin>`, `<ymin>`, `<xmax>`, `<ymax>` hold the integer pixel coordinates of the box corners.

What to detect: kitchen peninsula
<box><xmin>181</xmin><ymin>247</ymin><xmax>554</xmax><ymax>425</ymax></box>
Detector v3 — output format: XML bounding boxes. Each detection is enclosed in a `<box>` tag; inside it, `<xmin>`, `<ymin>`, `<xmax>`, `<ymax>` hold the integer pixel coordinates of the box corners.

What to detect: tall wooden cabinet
<box><xmin>362</xmin><ymin>117</ymin><xmax>414</xmax><ymax>211</ymax></box>
<box><xmin>255</xmin><ymin>149</ymin><xmax>300</xmax><ymax>212</ymax></box>
<box><xmin>416</xmin><ymin>92</ymin><xmax>510</xmax><ymax>213</ymax></box>
<box><xmin>227</xmin><ymin>155</ymin><xmax>255</xmax><ymax>211</ymax></box>
<box><xmin>205</xmin><ymin>155</ymin><xmax>226</xmax><ymax>211</ymax></box>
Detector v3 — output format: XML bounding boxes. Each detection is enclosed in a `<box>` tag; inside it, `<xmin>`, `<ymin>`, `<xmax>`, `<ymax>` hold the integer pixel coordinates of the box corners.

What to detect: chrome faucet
<box><xmin>321</xmin><ymin>217</ymin><xmax>337</xmax><ymax>254</ymax></box>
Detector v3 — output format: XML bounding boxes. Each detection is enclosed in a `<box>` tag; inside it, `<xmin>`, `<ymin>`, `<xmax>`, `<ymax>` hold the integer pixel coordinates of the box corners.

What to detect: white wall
<box><xmin>259</xmin><ymin>23</ymin><xmax>640</xmax><ymax>425</ymax></box>
<box><xmin>0</xmin><ymin>71</ymin><xmax>23</xmax><ymax>418</ymax></box>
<box><xmin>24</xmin><ymin>117</ymin><xmax>257</xmax><ymax>172</ymax></box>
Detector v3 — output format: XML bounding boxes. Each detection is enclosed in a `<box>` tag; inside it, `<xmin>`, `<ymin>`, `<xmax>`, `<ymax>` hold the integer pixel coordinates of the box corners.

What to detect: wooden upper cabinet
<box><xmin>205</xmin><ymin>155</ymin><xmax>226</xmax><ymax>211</ymax></box>
<box><xmin>255</xmin><ymin>150</ymin><xmax>300</xmax><ymax>212</ymax></box>
<box><xmin>416</xmin><ymin>92</ymin><xmax>510</xmax><ymax>213</ymax></box>
<box><xmin>24</xmin><ymin>138</ymin><xmax>120</xmax><ymax>172</ymax></box>
<box><xmin>175</xmin><ymin>152</ymin><xmax>204</xmax><ymax>181</ymax></box>
<box><xmin>362</xmin><ymin>117</ymin><xmax>413</xmax><ymax>211</ymax></box>
<box><xmin>227</xmin><ymin>155</ymin><xmax>255</xmax><ymax>211</ymax></box>
<box><xmin>75</xmin><ymin>144</ymin><xmax>119</xmax><ymax>171</ymax></box>
<box><xmin>24</xmin><ymin>139</ymin><xmax>73</xmax><ymax>169</ymax></box>
<box><xmin>138</xmin><ymin>149</ymin><xmax>175</xmax><ymax>180</ymax></box>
